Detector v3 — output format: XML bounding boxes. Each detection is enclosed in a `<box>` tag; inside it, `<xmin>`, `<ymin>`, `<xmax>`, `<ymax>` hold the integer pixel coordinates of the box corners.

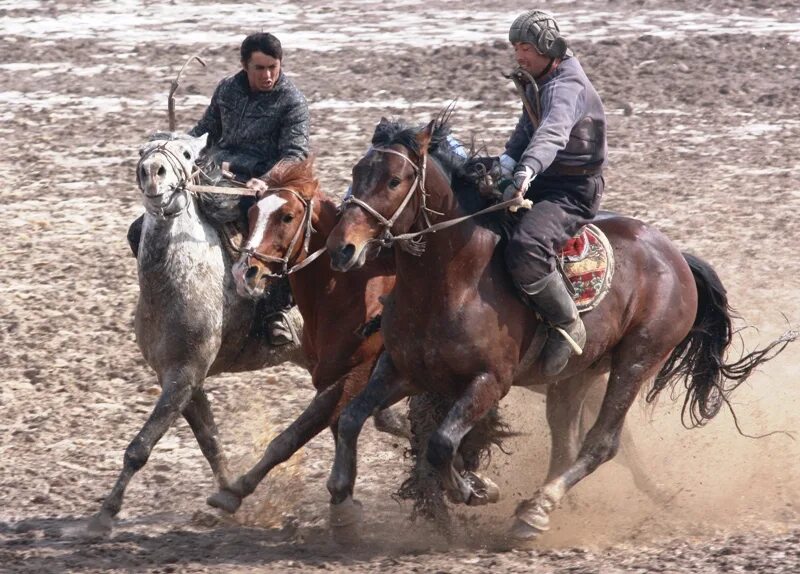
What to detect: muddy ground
<box><xmin>1</xmin><ymin>0</ymin><xmax>799</xmax><ymax>572</ymax></box>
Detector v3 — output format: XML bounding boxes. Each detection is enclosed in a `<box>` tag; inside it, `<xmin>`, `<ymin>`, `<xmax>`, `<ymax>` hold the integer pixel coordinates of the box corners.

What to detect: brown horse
<box><xmin>211</xmin><ymin>154</ymin><xmax>669</xmax><ymax>525</ymax></box>
<box><xmin>324</xmin><ymin>116</ymin><xmax>794</xmax><ymax>543</ymax></box>
<box><xmin>203</xmin><ymin>156</ymin><xmax>400</xmax><ymax>514</ymax></box>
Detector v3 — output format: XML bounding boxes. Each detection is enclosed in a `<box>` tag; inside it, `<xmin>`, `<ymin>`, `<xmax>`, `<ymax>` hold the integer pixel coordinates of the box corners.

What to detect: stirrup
<box><xmin>551</xmin><ymin>325</ymin><xmax>584</xmax><ymax>356</ymax></box>
<box><xmin>267</xmin><ymin>309</ymin><xmax>299</xmax><ymax>346</ymax></box>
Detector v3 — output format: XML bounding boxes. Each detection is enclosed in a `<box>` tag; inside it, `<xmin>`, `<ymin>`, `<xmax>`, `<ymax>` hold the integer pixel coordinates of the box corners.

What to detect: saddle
<box><xmin>466</xmin><ymin>157</ymin><xmax>613</xmax><ymax>312</ymax></box>
<box><xmin>558</xmin><ymin>224</ymin><xmax>614</xmax><ymax>313</ymax></box>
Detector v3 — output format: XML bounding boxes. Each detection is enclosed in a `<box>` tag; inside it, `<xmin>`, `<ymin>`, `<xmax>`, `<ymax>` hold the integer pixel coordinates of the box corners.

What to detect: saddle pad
<box><xmin>559</xmin><ymin>223</ymin><xmax>614</xmax><ymax>313</ymax></box>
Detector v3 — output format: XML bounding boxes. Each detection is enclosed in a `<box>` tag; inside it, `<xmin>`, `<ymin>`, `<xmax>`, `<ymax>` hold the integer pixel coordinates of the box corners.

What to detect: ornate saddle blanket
<box><xmin>558</xmin><ymin>223</ymin><xmax>614</xmax><ymax>313</ymax></box>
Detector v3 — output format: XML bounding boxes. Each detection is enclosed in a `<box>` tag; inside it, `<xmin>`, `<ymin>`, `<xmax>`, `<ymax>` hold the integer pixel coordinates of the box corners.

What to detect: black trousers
<box><xmin>505</xmin><ymin>174</ymin><xmax>604</xmax><ymax>287</ymax></box>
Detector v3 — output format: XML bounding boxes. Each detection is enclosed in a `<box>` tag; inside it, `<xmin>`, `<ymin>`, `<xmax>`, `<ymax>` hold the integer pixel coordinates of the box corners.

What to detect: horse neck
<box><xmin>139</xmin><ymin>198</ymin><xmax>224</xmax><ymax>273</ymax></box>
<box><xmin>288</xmin><ymin>195</ymin><xmax>339</xmax><ymax>321</ymax></box>
<box><xmin>394</xmin><ymin>159</ymin><xmax>495</xmax><ymax>293</ymax></box>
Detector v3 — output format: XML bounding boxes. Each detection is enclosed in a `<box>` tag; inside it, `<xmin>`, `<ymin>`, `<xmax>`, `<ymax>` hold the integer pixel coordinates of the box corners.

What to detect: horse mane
<box><xmin>266</xmin><ymin>156</ymin><xmax>320</xmax><ymax>201</ymax></box>
<box><xmin>370</xmin><ymin>110</ymin><xmax>513</xmax><ymax>237</ymax></box>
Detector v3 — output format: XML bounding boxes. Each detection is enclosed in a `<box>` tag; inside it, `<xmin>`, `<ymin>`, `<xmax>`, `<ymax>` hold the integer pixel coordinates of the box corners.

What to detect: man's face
<box><xmin>243</xmin><ymin>51</ymin><xmax>281</xmax><ymax>92</ymax></box>
<box><xmin>513</xmin><ymin>42</ymin><xmax>551</xmax><ymax>76</ymax></box>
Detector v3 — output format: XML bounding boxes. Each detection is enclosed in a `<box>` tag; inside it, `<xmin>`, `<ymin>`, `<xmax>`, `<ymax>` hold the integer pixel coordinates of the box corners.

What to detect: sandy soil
<box><xmin>1</xmin><ymin>0</ymin><xmax>799</xmax><ymax>572</ymax></box>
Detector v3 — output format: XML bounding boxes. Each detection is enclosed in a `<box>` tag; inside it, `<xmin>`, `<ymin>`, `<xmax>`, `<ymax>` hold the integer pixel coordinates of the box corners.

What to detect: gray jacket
<box><xmin>505</xmin><ymin>57</ymin><xmax>606</xmax><ymax>175</ymax></box>
<box><xmin>189</xmin><ymin>70</ymin><xmax>310</xmax><ymax>178</ymax></box>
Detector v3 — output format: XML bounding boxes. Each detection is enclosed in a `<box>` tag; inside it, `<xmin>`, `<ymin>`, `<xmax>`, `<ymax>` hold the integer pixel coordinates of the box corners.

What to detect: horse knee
<box><xmin>124</xmin><ymin>438</ymin><xmax>151</xmax><ymax>472</ymax></box>
<box><xmin>337</xmin><ymin>409</ymin><xmax>364</xmax><ymax>442</ymax></box>
<box><xmin>426</xmin><ymin>432</ymin><xmax>454</xmax><ymax>471</ymax></box>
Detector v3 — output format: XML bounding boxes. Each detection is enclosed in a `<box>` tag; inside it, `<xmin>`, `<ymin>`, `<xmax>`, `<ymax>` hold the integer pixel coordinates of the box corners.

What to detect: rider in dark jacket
<box><xmin>502</xmin><ymin>10</ymin><xmax>607</xmax><ymax>376</ymax></box>
<box><xmin>188</xmin><ymin>37</ymin><xmax>309</xmax><ymax>180</ymax></box>
<box><xmin>129</xmin><ymin>32</ymin><xmax>310</xmax><ymax>346</ymax></box>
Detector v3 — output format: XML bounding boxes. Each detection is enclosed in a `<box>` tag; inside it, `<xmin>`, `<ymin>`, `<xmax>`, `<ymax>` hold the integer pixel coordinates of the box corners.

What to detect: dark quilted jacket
<box><xmin>189</xmin><ymin>70</ymin><xmax>310</xmax><ymax>178</ymax></box>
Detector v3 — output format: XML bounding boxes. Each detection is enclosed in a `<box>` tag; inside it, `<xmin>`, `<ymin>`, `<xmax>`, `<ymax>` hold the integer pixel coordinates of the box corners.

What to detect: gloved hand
<box><xmin>498</xmin><ymin>154</ymin><xmax>516</xmax><ymax>179</ymax></box>
<box><xmin>245</xmin><ymin>177</ymin><xmax>269</xmax><ymax>195</ymax></box>
<box><xmin>513</xmin><ymin>165</ymin><xmax>535</xmax><ymax>194</ymax></box>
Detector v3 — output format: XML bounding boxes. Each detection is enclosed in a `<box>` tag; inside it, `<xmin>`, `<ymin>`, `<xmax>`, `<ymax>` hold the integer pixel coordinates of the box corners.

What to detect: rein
<box><xmin>341</xmin><ymin>147</ymin><xmax>531</xmax><ymax>253</ymax></box>
<box><xmin>238</xmin><ymin>187</ymin><xmax>326</xmax><ymax>278</ymax></box>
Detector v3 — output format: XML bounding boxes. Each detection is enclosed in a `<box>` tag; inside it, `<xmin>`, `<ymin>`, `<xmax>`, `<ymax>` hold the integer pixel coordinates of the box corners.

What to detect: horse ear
<box><xmin>378</xmin><ymin>116</ymin><xmax>390</xmax><ymax>126</ymax></box>
<box><xmin>415</xmin><ymin>119</ymin><xmax>436</xmax><ymax>154</ymax></box>
<box><xmin>189</xmin><ymin>132</ymin><xmax>208</xmax><ymax>155</ymax></box>
<box><xmin>138</xmin><ymin>140</ymin><xmax>159</xmax><ymax>157</ymax></box>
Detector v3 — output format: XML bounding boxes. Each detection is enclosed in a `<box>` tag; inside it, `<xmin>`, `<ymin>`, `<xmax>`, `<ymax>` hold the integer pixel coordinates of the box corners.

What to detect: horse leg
<box><xmin>182</xmin><ymin>387</ymin><xmax>233</xmax><ymax>491</ymax></box>
<box><xmin>511</xmin><ymin>345</ymin><xmax>670</xmax><ymax>541</ymax></box>
<box><xmin>544</xmin><ymin>374</ymin><xmax>594</xmax><ymax>482</ymax></box>
<box><xmin>86</xmin><ymin>370</ymin><xmax>197</xmax><ymax>536</ymax></box>
<box><xmin>398</xmin><ymin>394</ymin><xmax>452</xmax><ymax>537</ymax></box>
<box><xmin>373</xmin><ymin>404</ymin><xmax>411</xmax><ymax>439</ymax></box>
<box><xmin>579</xmin><ymin>376</ymin><xmax>668</xmax><ymax>504</ymax></box>
<box><xmin>327</xmin><ymin>352</ymin><xmax>410</xmax><ymax>544</ymax></box>
<box><xmin>206</xmin><ymin>381</ymin><xmax>345</xmax><ymax>514</ymax></box>
<box><xmin>426</xmin><ymin>373</ymin><xmax>503</xmax><ymax>507</ymax></box>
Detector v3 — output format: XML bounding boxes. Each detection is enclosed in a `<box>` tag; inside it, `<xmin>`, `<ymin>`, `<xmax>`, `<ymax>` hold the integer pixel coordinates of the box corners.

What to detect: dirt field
<box><xmin>1</xmin><ymin>1</ymin><xmax>799</xmax><ymax>572</ymax></box>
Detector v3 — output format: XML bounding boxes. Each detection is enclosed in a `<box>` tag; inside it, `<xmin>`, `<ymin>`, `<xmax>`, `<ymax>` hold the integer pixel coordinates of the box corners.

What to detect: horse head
<box><xmin>327</xmin><ymin>117</ymin><xmax>442</xmax><ymax>272</ymax></box>
<box><xmin>136</xmin><ymin>132</ymin><xmax>208</xmax><ymax>218</ymax></box>
<box><xmin>233</xmin><ymin>155</ymin><xmax>320</xmax><ymax>298</ymax></box>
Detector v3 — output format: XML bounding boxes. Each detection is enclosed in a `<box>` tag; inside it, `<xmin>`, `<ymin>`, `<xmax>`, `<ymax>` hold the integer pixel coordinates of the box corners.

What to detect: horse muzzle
<box><xmin>328</xmin><ymin>240</ymin><xmax>374</xmax><ymax>272</ymax></box>
<box><xmin>232</xmin><ymin>260</ymin><xmax>265</xmax><ymax>298</ymax></box>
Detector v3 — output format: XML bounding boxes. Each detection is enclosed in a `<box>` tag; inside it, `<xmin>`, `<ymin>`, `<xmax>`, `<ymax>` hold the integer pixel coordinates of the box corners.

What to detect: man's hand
<box><xmin>513</xmin><ymin>165</ymin><xmax>535</xmax><ymax>194</ymax></box>
<box><xmin>245</xmin><ymin>178</ymin><xmax>269</xmax><ymax>194</ymax></box>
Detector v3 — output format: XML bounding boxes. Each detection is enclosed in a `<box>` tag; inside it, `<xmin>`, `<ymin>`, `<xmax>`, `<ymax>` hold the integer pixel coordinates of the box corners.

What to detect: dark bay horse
<box><xmin>216</xmin><ymin>155</ymin><xmax>669</xmax><ymax>530</ymax></box>
<box><xmin>324</xmin><ymin>117</ymin><xmax>794</xmax><ymax>543</ymax></box>
<box><xmin>203</xmin><ymin>156</ymin><xmax>401</xmax><ymax>514</ymax></box>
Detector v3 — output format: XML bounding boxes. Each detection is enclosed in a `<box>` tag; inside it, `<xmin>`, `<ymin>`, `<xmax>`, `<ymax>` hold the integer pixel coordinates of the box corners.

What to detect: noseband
<box><xmin>340</xmin><ymin>147</ymin><xmax>430</xmax><ymax>249</ymax></box>
<box><xmin>136</xmin><ymin>143</ymin><xmax>196</xmax><ymax>218</ymax></box>
<box><xmin>339</xmin><ymin>146</ymin><xmax>531</xmax><ymax>255</ymax></box>
<box><xmin>239</xmin><ymin>187</ymin><xmax>326</xmax><ymax>278</ymax></box>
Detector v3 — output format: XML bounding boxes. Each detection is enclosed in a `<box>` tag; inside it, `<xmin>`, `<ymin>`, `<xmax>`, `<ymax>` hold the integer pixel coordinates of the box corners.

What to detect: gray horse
<box><xmin>87</xmin><ymin>133</ymin><xmax>307</xmax><ymax>535</ymax></box>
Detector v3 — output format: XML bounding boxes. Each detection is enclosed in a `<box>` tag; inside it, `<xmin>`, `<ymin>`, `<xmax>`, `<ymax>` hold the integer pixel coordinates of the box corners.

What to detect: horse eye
<box><xmin>183</xmin><ymin>150</ymin><xmax>191</xmax><ymax>160</ymax></box>
<box><xmin>389</xmin><ymin>177</ymin><xmax>402</xmax><ymax>188</ymax></box>
<box><xmin>282</xmin><ymin>213</ymin><xmax>295</xmax><ymax>224</ymax></box>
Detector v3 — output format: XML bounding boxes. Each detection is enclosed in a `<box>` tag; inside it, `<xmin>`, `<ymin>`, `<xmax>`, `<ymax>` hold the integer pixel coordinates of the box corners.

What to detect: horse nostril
<box><xmin>157</xmin><ymin>165</ymin><xmax>166</xmax><ymax>177</ymax></box>
<box><xmin>244</xmin><ymin>266</ymin><xmax>260</xmax><ymax>281</ymax></box>
<box><xmin>332</xmin><ymin>244</ymin><xmax>356</xmax><ymax>269</ymax></box>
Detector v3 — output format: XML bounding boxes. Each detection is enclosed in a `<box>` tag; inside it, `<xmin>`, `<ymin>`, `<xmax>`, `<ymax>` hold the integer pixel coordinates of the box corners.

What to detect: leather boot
<box><xmin>520</xmin><ymin>271</ymin><xmax>586</xmax><ymax>376</ymax></box>
<box><xmin>267</xmin><ymin>306</ymin><xmax>301</xmax><ymax>347</ymax></box>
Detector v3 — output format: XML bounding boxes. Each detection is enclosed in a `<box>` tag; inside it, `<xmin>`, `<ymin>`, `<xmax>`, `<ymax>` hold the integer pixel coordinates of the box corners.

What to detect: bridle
<box><xmin>238</xmin><ymin>187</ymin><xmax>326</xmax><ymax>278</ymax></box>
<box><xmin>339</xmin><ymin>145</ymin><xmax>527</xmax><ymax>255</ymax></box>
<box><xmin>339</xmin><ymin>146</ymin><xmax>432</xmax><ymax>250</ymax></box>
<box><xmin>136</xmin><ymin>142</ymin><xmax>197</xmax><ymax>219</ymax></box>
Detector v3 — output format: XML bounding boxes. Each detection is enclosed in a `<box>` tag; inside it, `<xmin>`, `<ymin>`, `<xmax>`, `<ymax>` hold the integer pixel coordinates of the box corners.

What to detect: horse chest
<box><xmin>385</xmin><ymin>300</ymin><xmax>490</xmax><ymax>383</ymax></box>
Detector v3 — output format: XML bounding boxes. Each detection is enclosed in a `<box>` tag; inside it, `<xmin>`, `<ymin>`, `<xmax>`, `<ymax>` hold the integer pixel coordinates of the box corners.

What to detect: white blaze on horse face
<box><xmin>246</xmin><ymin>195</ymin><xmax>287</xmax><ymax>251</ymax></box>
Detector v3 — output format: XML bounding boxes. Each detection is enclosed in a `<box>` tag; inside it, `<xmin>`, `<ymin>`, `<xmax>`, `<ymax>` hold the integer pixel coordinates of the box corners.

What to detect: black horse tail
<box><xmin>648</xmin><ymin>252</ymin><xmax>796</xmax><ymax>428</ymax></box>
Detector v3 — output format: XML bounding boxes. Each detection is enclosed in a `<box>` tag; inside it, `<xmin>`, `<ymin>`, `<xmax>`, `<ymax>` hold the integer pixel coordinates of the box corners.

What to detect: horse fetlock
<box><xmin>464</xmin><ymin>472</ymin><xmax>501</xmax><ymax>506</ymax></box>
<box><xmin>206</xmin><ymin>488</ymin><xmax>242</xmax><ymax>514</ymax></box>
<box><xmin>329</xmin><ymin>497</ymin><xmax>363</xmax><ymax>546</ymax></box>
<box><xmin>425</xmin><ymin>432</ymin><xmax>454</xmax><ymax>471</ymax></box>
<box><xmin>85</xmin><ymin>511</ymin><xmax>114</xmax><ymax>538</ymax></box>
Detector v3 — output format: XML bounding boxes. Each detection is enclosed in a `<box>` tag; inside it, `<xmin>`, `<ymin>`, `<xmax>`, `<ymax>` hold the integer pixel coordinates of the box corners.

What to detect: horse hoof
<box><xmin>206</xmin><ymin>489</ymin><xmax>242</xmax><ymax>514</ymax></box>
<box><xmin>85</xmin><ymin>512</ymin><xmax>113</xmax><ymax>538</ymax></box>
<box><xmin>329</xmin><ymin>497</ymin><xmax>363</xmax><ymax>546</ymax></box>
<box><xmin>465</xmin><ymin>472</ymin><xmax>501</xmax><ymax>506</ymax></box>
<box><xmin>508</xmin><ymin>517</ymin><xmax>546</xmax><ymax>545</ymax></box>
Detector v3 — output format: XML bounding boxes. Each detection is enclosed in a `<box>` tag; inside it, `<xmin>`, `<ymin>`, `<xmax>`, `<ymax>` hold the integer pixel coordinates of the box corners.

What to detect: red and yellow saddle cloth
<box><xmin>558</xmin><ymin>223</ymin><xmax>614</xmax><ymax>313</ymax></box>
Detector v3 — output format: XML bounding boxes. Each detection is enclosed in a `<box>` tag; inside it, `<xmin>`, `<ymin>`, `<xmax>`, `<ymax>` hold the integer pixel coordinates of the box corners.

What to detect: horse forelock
<box><xmin>266</xmin><ymin>156</ymin><xmax>320</xmax><ymax>201</ymax></box>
